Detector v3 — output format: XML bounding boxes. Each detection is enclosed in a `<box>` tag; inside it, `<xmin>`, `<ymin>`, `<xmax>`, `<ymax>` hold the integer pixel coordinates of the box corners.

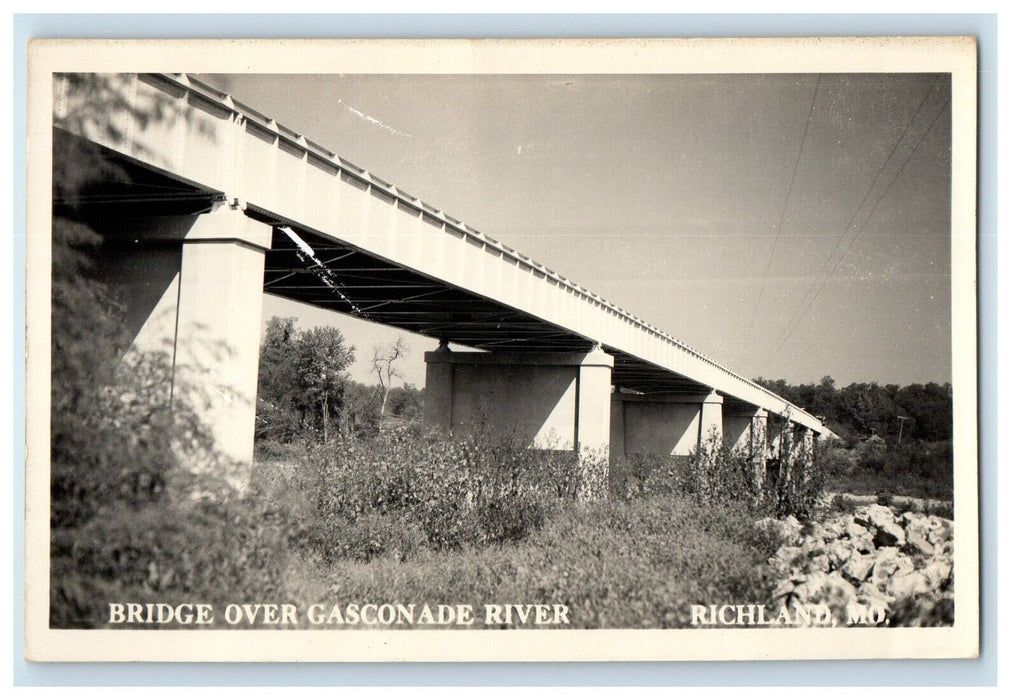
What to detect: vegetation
<box><xmin>49</xmin><ymin>72</ymin><xmax>954</xmax><ymax>631</ymax></box>
<box><xmin>255</xmin><ymin>316</ymin><xmax>356</xmax><ymax>443</ymax></box>
<box><xmin>256</xmin><ymin>318</ymin><xmax>421</xmax><ymax>443</ymax></box>
<box><xmin>56</xmin><ymin>420</ymin><xmax>783</xmax><ymax>628</ymax></box>
<box><xmin>820</xmin><ymin>437</ymin><xmax>953</xmax><ymax>501</ymax></box>
<box><xmin>757</xmin><ymin>376</ymin><xmax>953</xmax><ymax>500</ymax></box>
<box><xmin>307</xmin><ymin>494</ymin><xmax>779</xmax><ymax>629</ymax></box>
<box><xmin>371</xmin><ymin>337</ymin><xmax>409</xmax><ymax>419</ymax></box>
<box><xmin>49</xmin><ymin>218</ymin><xmax>947</xmax><ymax>628</ymax></box>
<box><xmin>754</xmin><ymin>375</ymin><xmax>952</xmax><ymax>445</ymax></box>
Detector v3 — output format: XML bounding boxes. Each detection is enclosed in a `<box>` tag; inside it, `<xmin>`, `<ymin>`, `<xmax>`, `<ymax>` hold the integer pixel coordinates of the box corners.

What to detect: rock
<box><xmin>873</xmin><ymin>546</ymin><xmax>900</xmax><ymax>565</ymax></box>
<box><xmin>856</xmin><ymin>582</ymin><xmax>893</xmax><ymax>619</ymax></box>
<box><xmin>793</xmin><ymin>572</ymin><xmax>829</xmax><ymax>602</ymax></box>
<box><xmin>856</xmin><ymin>503</ymin><xmax>897</xmax><ymax>530</ymax></box>
<box><xmin>801</xmin><ymin>535</ymin><xmax>826</xmax><ymax>556</ymax></box>
<box><xmin>772</xmin><ymin>545</ymin><xmax>802</xmax><ymax>570</ymax></box>
<box><xmin>820</xmin><ymin>572</ymin><xmax>858</xmax><ymax>606</ymax></box>
<box><xmin>854</xmin><ymin>503</ymin><xmax>908</xmax><ymax>547</ymax></box>
<box><xmin>832</xmin><ymin>514</ymin><xmax>857</xmax><ymax>537</ymax></box>
<box><xmin>871</xmin><ymin>548</ymin><xmax>914</xmax><ymax>588</ymax></box>
<box><xmin>886</xmin><ymin>571</ymin><xmax>932</xmax><ymax>599</ymax></box>
<box><xmin>934</xmin><ymin>539</ymin><xmax>954</xmax><ymax>558</ymax></box>
<box><xmin>846</xmin><ymin>521</ymin><xmax>870</xmax><ymax>538</ymax></box>
<box><xmin>813</xmin><ymin>520</ymin><xmax>844</xmax><ymax>542</ymax></box>
<box><xmin>806</xmin><ymin>553</ymin><xmax>832</xmax><ymax>574</ymax></box>
<box><xmin>773</xmin><ymin>577</ymin><xmax>800</xmax><ymax>601</ymax></box>
<box><xmin>781</xmin><ymin>515</ymin><xmax>803</xmax><ymax>542</ymax></box>
<box><xmin>755</xmin><ymin>516</ymin><xmax>803</xmax><ymax>544</ymax></box>
<box><xmin>873</xmin><ymin>521</ymin><xmax>906</xmax><ymax>548</ymax></box>
<box><xmin>905</xmin><ymin>523</ymin><xmax>935</xmax><ymax>556</ymax></box>
<box><xmin>841</xmin><ymin>551</ymin><xmax>876</xmax><ymax>584</ymax></box>
<box><xmin>858</xmin><ymin>581</ymin><xmax>892</xmax><ymax>606</ymax></box>
<box><xmin>850</xmin><ymin>530</ymin><xmax>876</xmax><ymax>555</ymax></box>
<box><xmin>827</xmin><ymin>541</ymin><xmax>854</xmax><ymax>568</ymax></box>
<box><xmin>926</xmin><ymin>517</ymin><xmax>954</xmax><ymax>546</ymax></box>
<box><xmin>921</xmin><ymin>559</ymin><xmax>953</xmax><ymax>591</ymax></box>
<box><xmin>766</xmin><ymin>503</ymin><xmax>953</xmax><ymax>620</ymax></box>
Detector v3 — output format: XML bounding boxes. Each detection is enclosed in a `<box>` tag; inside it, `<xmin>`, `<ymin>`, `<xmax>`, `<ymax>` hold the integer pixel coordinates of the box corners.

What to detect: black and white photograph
<box><xmin>23</xmin><ymin>37</ymin><xmax>979</xmax><ymax>661</ymax></box>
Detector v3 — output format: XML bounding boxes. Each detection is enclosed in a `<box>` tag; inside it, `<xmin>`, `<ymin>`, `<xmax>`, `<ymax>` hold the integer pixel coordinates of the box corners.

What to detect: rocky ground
<box><xmin>757</xmin><ymin>503</ymin><xmax>954</xmax><ymax>626</ymax></box>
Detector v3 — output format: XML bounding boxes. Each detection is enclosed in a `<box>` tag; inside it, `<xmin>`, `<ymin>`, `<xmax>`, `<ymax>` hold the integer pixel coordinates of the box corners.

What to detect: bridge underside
<box><xmin>56</xmin><ymin>122</ymin><xmax>816</xmax><ymax>495</ymax></box>
<box><xmin>62</xmin><ymin>131</ymin><xmax>733</xmax><ymax>403</ymax></box>
<box><xmin>257</xmin><ymin>215</ymin><xmax>741</xmax><ymax>402</ymax></box>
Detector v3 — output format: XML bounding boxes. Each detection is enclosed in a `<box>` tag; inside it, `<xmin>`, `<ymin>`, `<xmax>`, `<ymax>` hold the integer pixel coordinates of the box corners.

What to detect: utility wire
<box><xmin>764</xmin><ymin>79</ymin><xmax>937</xmax><ymax>357</ymax></box>
<box><xmin>770</xmin><ymin>93</ymin><xmax>949</xmax><ymax>357</ymax></box>
<box><xmin>768</xmin><ymin>80</ymin><xmax>937</xmax><ymax>358</ymax></box>
<box><xmin>745</xmin><ymin>75</ymin><xmax>822</xmax><ymax>344</ymax></box>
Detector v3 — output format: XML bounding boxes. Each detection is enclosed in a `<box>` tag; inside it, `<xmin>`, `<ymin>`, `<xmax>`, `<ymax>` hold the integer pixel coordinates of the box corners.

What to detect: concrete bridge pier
<box><xmin>794</xmin><ymin>425</ymin><xmax>818</xmax><ymax>472</ymax></box>
<box><xmin>115</xmin><ymin>203</ymin><xmax>272</xmax><ymax>481</ymax></box>
<box><xmin>772</xmin><ymin>419</ymin><xmax>822</xmax><ymax>492</ymax></box>
<box><xmin>608</xmin><ymin>390</ymin><xmax>725</xmax><ymax>461</ymax></box>
<box><xmin>171</xmin><ymin>205</ymin><xmax>272</xmax><ymax>477</ymax></box>
<box><xmin>423</xmin><ymin>345</ymin><xmax>615</xmax><ymax>497</ymax></box>
<box><xmin>699</xmin><ymin>390</ymin><xmax>724</xmax><ymax>449</ymax></box>
<box><xmin>723</xmin><ymin>406</ymin><xmax>769</xmax><ymax>493</ymax></box>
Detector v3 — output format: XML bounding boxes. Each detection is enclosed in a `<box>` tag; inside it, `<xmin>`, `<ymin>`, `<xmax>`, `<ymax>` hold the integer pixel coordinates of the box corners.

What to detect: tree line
<box><xmin>753</xmin><ymin>375</ymin><xmax>952</xmax><ymax>445</ymax></box>
<box><xmin>255</xmin><ymin>316</ymin><xmax>421</xmax><ymax>443</ymax></box>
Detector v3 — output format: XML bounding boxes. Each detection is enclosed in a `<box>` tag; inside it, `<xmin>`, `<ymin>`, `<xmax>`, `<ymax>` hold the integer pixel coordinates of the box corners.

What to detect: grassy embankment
<box><xmin>53</xmin><ymin>423</ymin><xmax>956</xmax><ymax>629</ymax></box>
<box><xmin>820</xmin><ymin>439</ymin><xmax>954</xmax><ymax>503</ymax></box>
<box><xmin>52</xmin><ymin>429</ymin><xmax>787</xmax><ymax>629</ymax></box>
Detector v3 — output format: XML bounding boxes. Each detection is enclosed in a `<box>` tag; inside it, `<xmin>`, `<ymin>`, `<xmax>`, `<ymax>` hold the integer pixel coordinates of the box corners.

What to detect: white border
<box><xmin>23</xmin><ymin>37</ymin><xmax>979</xmax><ymax>662</ymax></box>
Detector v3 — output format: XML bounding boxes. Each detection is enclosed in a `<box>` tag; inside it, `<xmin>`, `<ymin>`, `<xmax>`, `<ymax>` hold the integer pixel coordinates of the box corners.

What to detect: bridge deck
<box><xmin>54</xmin><ymin>72</ymin><xmax>825</xmax><ymax>431</ymax></box>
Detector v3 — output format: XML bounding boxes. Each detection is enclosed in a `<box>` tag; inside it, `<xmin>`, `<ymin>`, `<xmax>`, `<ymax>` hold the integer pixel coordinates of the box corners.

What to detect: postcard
<box><xmin>24</xmin><ymin>37</ymin><xmax>978</xmax><ymax>661</ymax></box>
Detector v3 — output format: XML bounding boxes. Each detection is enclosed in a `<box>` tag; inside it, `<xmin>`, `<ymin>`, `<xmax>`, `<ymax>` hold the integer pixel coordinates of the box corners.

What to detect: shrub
<box><xmin>819</xmin><ymin>444</ymin><xmax>855</xmax><ymax>478</ymax></box>
<box><xmin>51</xmin><ymin>496</ymin><xmax>294</xmax><ymax>628</ymax></box>
<box><xmin>687</xmin><ymin>430</ymin><xmax>757</xmax><ymax>508</ymax></box>
<box><xmin>253</xmin><ymin>438</ymin><xmax>309</xmax><ymax>465</ymax></box>
<box><xmin>48</xmin><ymin>212</ymin><xmax>267</xmax><ymax>626</ymax></box>
<box><xmin>883</xmin><ymin>441</ymin><xmax>953</xmax><ymax>492</ymax></box>
<box><xmin>50</xmin><ymin>217</ymin><xmax>218</xmax><ymax>529</ymax></box>
<box><xmin>829</xmin><ymin>438</ymin><xmax>954</xmax><ymax>501</ymax></box>
<box><xmin>609</xmin><ymin>453</ymin><xmax>689</xmax><ymax>500</ymax></box>
<box><xmin>773</xmin><ymin>437</ymin><xmax>826</xmax><ymax>521</ymax></box>
<box><xmin>286</xmin><ymin>430</ymin><xmax>583</xmax><ymax>561</ymax></box>
<box><xmin>856</xmin><ymin>436</ymin><xmax>889</xmax><ymax>473</ymax></box>
<box><xmin>681</xmin><ymin>425</ymin><xmax>826</xmax><ymax>521</ymax></box>
<box><xmin>477</xmin><ymin>494</ymin><xmax>545</xmax><ymax>545</ymax></box>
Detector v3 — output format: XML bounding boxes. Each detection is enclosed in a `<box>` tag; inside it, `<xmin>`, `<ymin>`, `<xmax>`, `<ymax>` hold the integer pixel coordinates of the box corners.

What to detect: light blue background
<box><xmin>12</xmin><ymin>13</ymin><xmax>998</xmax><ymax>686</ymax></box>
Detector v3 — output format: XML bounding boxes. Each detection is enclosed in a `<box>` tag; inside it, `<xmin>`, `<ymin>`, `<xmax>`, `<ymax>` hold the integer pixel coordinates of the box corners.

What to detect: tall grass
<box><xmin>823</xmin><ymin>439</ymin><xmax>953</xmax><ymax>501</ymax></box>
<box><xmin>52</xmin><ymin>424</ymin><xmax>788</xmax><ymax>628</ymax></box>
<box><xmin>275</xmin><ymin>424</ymin><xmax>590</xmax><ymax>562</ymax></box>
<box><xmin>315</xmin><ymin>495</ymin><xmax>780</xmax><ymax>629</ymax></box>
<box><xmin>612</xmin><ymin>428</ymin><xmax>826</xmax><ymax>521</ymax></box>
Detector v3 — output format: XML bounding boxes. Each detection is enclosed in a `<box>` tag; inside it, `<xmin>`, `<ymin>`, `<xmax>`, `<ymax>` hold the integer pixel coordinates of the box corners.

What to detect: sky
<box><xmin>199</xmin><ymin>72</ymin><xmax>953</xmax><ymax>390</ymax></box>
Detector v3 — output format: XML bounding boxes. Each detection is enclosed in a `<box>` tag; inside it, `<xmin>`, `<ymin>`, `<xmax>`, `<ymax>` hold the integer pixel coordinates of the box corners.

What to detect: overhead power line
<box><xmin>769</xmin><ymin>89</ymin><xmax>950</xmax><ymax>357</ymax></box>
<box><xmin>745</xmin><ymin>75</ymin><xmax>821</xmax><ymax>344</ymax></box>
<box><xmin>767</xmin><ymin>80</ymin><xmax>937</xmax><ymax>357</ymax></box>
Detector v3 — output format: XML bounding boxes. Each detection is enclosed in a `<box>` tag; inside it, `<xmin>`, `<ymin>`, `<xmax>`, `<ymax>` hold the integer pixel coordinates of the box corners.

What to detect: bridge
<box><xmin>52</xmin><ymin>73</ymin><xmax>826</xmax><ymax>490</ymax></box>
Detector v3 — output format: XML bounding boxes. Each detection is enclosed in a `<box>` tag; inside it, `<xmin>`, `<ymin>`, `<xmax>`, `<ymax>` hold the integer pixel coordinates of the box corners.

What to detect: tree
<box><xmin>340</xmin><ymin>380</ymin><xmax>383</xmax><ymax>438</ymax></box>
<box><xmin>255</xmin><ymin>318</ymin><xmax>355</xmax><ymax>442</ymax></box>
<box><xmin>387</xmin><ymin>383</ymin><xmax>423</xmax><ymax>421</ymax></box>
<box><xmin>753</xmin><ymin>374</ymin><xmax>952</xmax><ymax>445</ymax></box>
<box><xmin>255</xmin><ymin>317</ymin><xmax>302</xmax><ymax>441</ymax></box>
<box><xmin>295</xmin><ymin>326</ymin><xmax>355</xmax><ymax>442</ymax></box>
<box><xmin>50</xmin><ymin>75</ymin><xmax>216</xmax><ymax>527</ymax></box>
<box><xmin>371</xmin><ymin>337</ymin><xmax>408</xmax><ymax>418</ymax></box>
